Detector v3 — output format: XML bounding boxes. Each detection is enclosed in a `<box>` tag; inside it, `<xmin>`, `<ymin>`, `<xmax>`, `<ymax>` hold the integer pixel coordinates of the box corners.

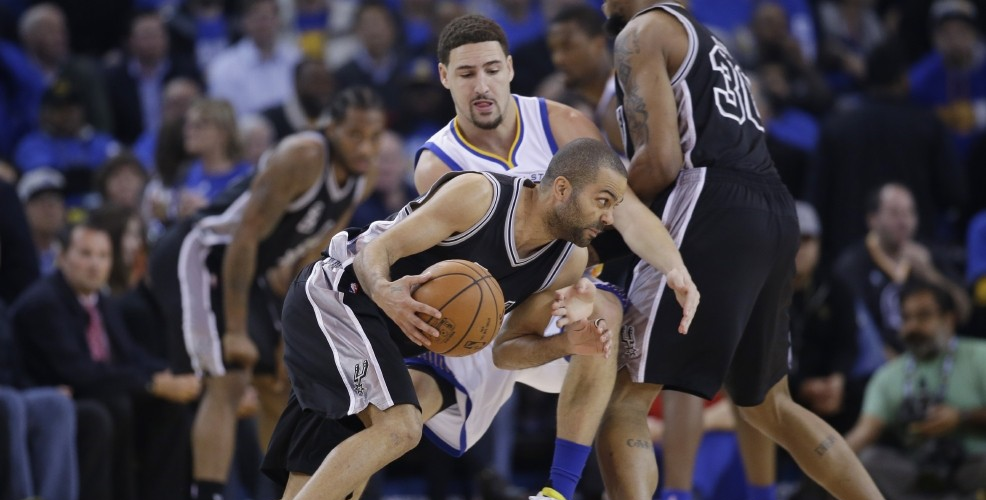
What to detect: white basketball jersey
<box><xmin>416</xmin><ymin>94</ymin><xmax>559</xmax><ymax>183</ymax></box>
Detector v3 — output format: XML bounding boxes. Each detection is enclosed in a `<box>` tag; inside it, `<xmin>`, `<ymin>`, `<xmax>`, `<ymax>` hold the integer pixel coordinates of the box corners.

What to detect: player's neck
<box><xmin>512</xmin><ymin>186</ymin><xmax>556</xmax><ymax>257</ymax></box>
<box><xmin>455</xmin><ymin>99</ymin><xmax>519</xmax><ymax>155</ymax></box>
<box><xmin>330</xmin><ymin>160</ymin><xmax>350</xmax><ymax>187</ymax></box>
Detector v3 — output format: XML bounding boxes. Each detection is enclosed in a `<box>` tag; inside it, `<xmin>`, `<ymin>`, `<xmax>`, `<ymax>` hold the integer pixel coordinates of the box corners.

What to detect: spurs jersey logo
<box><xmin>296</xmin><ymin>201</ymin><xmax>326</xmax><ymax>234</ymax></box>
<box><xmin>620</xmin><ymin>325</ymin><xmax>639</xmax><ymax>360</ymax></box>
<box><xmin>709</xmin><ymin>39</ymin><xmax>764</xmax><ymax>132</ymax></box>
<box><xmin>353</xmin><ymin>360</ymin><xmax>368</xmax><ymax>396</ymax></box>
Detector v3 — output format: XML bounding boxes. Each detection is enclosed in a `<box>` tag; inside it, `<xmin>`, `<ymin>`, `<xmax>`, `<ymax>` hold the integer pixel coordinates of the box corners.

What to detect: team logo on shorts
<box><xmin>620</xmin><ymin>325</ymin><xmax>639</xmax><ymax>360</ymax></box>
<box><xmin>353</xmin><ymin>360</ymin><xmax>368</xmax><ymax>396</ymax></box>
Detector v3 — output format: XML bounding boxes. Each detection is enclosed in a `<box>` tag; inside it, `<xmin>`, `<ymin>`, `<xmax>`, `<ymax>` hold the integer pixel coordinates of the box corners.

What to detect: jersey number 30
<box><xmin>709</xmin><ymin>42</ymin><xmax>764</xmax><ymax>132</ymax></box>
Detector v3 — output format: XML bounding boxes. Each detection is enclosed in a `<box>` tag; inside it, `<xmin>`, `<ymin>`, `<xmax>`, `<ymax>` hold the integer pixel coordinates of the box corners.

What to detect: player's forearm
<box><xmin>353</xmin><ymin>247</ymin><xmax>393</xmax><ymax>301</ymax></box>
<box><xmin>614</xmin><ymin>197</ymin><xmax>686</xmax><ymax>275</ymax></box>
<box><xmin>222</xmin><ymin>239</ymin><xmax>258</xmax><ymax>335</ymax></box>
<box><xmin>491</xmin><ymin>333</ymin><xmax>571</xmax><ymax>370</ymax></box>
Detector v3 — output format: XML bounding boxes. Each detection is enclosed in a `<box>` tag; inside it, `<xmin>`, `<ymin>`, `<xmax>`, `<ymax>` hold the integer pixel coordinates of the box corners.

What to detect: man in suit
<box><xmin>9</xmin><ymin>221</ymin><xmax>201</xmax><ymax>500</ymax></box>
<box><xmin>103</xmin><ymin>10</ymin><xmax>201</xmax><ymax>145</ymax></box>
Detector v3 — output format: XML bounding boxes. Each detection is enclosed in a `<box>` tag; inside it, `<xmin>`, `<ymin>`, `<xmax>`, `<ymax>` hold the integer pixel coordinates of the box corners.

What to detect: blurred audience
<box><xmin>788</xmin><ymin>201</ymin><xmax>864</xmax><ymax>434</ymax></box>
<box><xmin>538</xmin><ymin>4</ymin><xmax>621</xmax><ymax>150</ymax></box>
<box><xmin>260</xmin><ymin>57</ymin><xmax>333</xmax><ymax>140</ymax></box>
<box><xmin>909</xmin><ymin>0</ymin><xmax>986</xmax><ymax>160</ymax></box>
<box><xmin>14</xmin><ymin>79</ymin><xmax>120</xmax><ymax>207</ymax></box>
<box><xmin>238</xmin><ymin>114</ymin><xmax>277</xmax><ymax>168</ymax></box>
<box><xmin>832</xmin><ymin>183</ymin><xmax>970</xmax><ymax>359</ymax></box>
<box><xmin>207</xmin><ymin>0</ymin><xmax>300</xmax><ymax>115</ymax></box>
<box><xmin>334</xmin><ymin>0</ymin><xmax>405</xmax><ymax>121</ymax></box>
<box><xmin>94</xmin><ymin>154</ymin><xmax>150</xmax><ymax>211</ymax></box>
<box><xmin>816</xmin><ymin>0</ymin><xmax>886</xmax><ymax>93</ymax></box>
<box><xmin>18</xmin><ymin>168</ymin><xmax>67</xmax><ymax>275</ymax></box>
<box><xmin>132</xmin><ymin>76</ymin><xmax>202</xmax><ymax>172</ymax></box>
<box><xmin>8</xmin><ymin>222</ymin><xmax>201</xmax><ymax>500</ymax></box>
<box><xmin>16</xmin><ymin>3</ymin><xmax>112</xmax><ymax>132</ymax></box>
<box><xmin>351</xmin><ymin>130</ymin><xmax>414</xmax><ymax>226</ymax></box>
<box><xmin>846</xmin><ymin>280</ymin><xmax>986</xmax><ymax>500</ymax></box>
<box><xmin>808</xmin><ymin>40</ymin><xmax>965</xmax><ymax>264</ymax></box>
<box><xmin>103</xmin><ymin>10</ymin><xmax>202</xmax><ymax>145</ymax></box>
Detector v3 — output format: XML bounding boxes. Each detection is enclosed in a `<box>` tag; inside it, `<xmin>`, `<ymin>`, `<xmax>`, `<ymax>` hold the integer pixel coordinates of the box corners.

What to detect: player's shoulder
<box><xmin>617</xmin><ymin>6</ymin><xmax>681</xmax><ymax>49</ymax></box>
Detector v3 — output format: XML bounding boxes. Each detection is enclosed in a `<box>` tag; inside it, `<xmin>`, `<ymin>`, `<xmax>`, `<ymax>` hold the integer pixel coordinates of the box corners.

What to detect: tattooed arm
<box><xmin>614</xmin><ymin>12</ymin><xmax>688</xmax><ymax>202</ymax></box>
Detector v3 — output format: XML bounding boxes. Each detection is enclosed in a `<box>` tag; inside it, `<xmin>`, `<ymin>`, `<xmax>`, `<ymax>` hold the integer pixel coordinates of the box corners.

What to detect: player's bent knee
<box><xmin>593</xmin><ymin>289</ymin><xmax>624</xmax><ymax>325</ymax></box>
<box><xmin>377</xmin><ymin>404</ymin><xmax>424</xmax><ymax>451</ymax></box>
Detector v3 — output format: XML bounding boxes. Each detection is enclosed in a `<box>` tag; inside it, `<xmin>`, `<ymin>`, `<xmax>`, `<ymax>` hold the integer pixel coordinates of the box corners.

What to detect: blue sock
<box><xmin>748</xmin><ymin>484</ymin><xmax>777</xmax><ymax>500</ymax></box>
<box><xmin>548</xmin><ymin>438</ymin><xmax>592</xmax><ymax>499</ymax></box>
<box><xmin>661</xmin><ymin>489</ymin><xmax>693</xmax><ymax>500</ymax></box>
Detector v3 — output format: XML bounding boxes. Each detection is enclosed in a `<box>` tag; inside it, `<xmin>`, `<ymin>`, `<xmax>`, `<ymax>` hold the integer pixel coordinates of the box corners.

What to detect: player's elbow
<box><xmin>490</xmin><ymin>341</ymin><xmax>520</xmax><ymax>370</ymax></box>
<box><xmin>628</xmin><ymin>146</ymin><xmax>683</xmax><ymax>200</ymax></box>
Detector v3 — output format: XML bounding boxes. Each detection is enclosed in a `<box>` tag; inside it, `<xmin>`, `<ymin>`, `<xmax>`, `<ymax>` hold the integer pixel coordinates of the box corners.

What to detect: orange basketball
<box><xmin>412</xmin><ymin>259</ymin><xmax>505</xmax><ymax>357</ymax></box>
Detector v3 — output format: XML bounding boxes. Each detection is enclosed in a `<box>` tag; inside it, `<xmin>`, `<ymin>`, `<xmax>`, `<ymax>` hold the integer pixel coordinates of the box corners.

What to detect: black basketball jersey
<box><xmin>195</xmin><ymin>133</ymin><xmax>368</xmax><ymax>274</ymax></box>
<box><xmin>615</xmin><ymin>3</ymin><xmax>774</xmax><ymax>174</ymax></box>
<box><xmin>340</xmin><ymin>172</ymin><xmax>577</xmax><ymax>314</ymax></box>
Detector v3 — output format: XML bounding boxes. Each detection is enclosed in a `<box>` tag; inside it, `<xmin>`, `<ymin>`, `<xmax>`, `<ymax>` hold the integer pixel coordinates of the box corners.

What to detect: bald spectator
<box><xmin>833</xmin><ymin>183</ymin><xmax>970</xmax><ymax>358</ymax></box>
<box><xmin>17</xmin><ymin>3</ymin><xmax>112</xmax><ymax>132</ymax></box>
<box><xmin>103</xmin><ymin>10</ymin><xmax>202</xmax><ymax>145</ymax></box>
<box><xmin>206</xmin><ymin>0</ymin><xmax>299</xmax><ymax>115</ymax></box>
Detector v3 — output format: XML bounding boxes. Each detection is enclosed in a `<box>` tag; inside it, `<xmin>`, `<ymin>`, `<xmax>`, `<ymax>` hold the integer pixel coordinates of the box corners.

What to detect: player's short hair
<box><xmin>437</xmin><ymin>14</ymin><xmax>509</xmax><ymax>65</ymax></box>
<box><xmin>551</xmin><ymin>4</ymin><xmax>606</xmax><ymax>38</ymax></box>
<box><xmin>543</xmin><ymin>138</ymin><xmax>627</xmax><ymax>192</ymax></box>
<box><xmin>328</xmin><ymin>86</ymin><xmax>384</xmax><ymax>122</ymax></box>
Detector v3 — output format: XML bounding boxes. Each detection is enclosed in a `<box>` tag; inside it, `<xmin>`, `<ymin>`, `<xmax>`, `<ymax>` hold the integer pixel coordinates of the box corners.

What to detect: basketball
<box><xmin>412</xmin><ymin>259</ymin><xmax>505</xmax><ymax>357</ymax></box>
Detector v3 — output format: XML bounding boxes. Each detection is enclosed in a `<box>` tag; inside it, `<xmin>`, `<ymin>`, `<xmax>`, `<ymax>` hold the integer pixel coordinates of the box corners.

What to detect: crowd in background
<box><xmin>0</xmin><ymin>0</ymin><xmax>985</xmax><ymax>499</ymax></box>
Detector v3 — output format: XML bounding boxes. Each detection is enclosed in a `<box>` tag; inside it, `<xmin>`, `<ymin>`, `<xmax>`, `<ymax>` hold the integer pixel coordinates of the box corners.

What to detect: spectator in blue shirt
<box><xmin>175</xmin><ymin>98</ymin><xmax>251</xmax><ymax>218</ymax></box>
<box><xmin>910</xmin><ymin>0</ymin><xmax>986</xmax><ymax>160</ymax></box>
<box><xmin>13</xmin><ymin>79</ymin><xmax>120</xmax><ymax>206</ymax></box>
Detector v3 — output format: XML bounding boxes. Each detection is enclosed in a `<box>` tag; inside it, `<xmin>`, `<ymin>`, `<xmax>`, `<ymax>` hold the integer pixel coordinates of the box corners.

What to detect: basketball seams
<box><xmin>439</xmin><ymin>281</ymin><xmax>485</xmax><ymax>354</ymax></box>
<box><xmin>413</xmin><ymin>259</ymin><xmax>504</xmax><ymax>356</ymax></box>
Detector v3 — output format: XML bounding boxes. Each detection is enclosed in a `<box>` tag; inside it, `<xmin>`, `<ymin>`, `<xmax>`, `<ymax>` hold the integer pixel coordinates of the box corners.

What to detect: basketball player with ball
<box><xmin>410</xmin><ymin>14</ymin><xmax>699</xmax><ymax>500</ymax></box>
<box><xmin>262</xmin><ymin>138</ymin><xmax>629</xmax><ymax>499</ymax></box>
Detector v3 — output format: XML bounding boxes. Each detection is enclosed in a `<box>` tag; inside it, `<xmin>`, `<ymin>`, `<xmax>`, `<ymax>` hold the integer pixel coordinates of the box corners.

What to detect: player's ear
<box><xmin>506</xmin><ymin>55</ymin><xmax>515</xmax><ymax>83</ymax></box>
<box><xmin>552</xmin><ymin>175</ymin><xmax>572</xmax><ymax>201</ymax></box>
<box><xmin>438</xmin><ymin>63</ymin><xmax>450</xmax><ymax>89</ymax></box>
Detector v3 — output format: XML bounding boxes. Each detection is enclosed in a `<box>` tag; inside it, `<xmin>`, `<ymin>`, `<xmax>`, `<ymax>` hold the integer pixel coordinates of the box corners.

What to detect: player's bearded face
<box><xmin>550</xmin><ymin>192</ymin><xmax>607</xmax><ymax>247</ymax></box>
<box><xmin>329</xmin><ymin>108</ymin><xmax>386</xmax><ymax>176</ymax></box>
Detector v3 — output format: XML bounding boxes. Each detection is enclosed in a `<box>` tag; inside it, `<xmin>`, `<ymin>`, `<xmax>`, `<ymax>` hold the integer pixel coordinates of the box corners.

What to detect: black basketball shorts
<box><xmin>621</xmin><ymin>167</ymin><xmax>798</xmax><ymax>406</ymax></box>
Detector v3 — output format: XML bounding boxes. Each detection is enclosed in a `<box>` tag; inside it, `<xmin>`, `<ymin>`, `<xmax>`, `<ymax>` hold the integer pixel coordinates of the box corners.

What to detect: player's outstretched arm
<box><xmin>613</xmin><ymin>189</ymin><xmax>699</xmax><ymax>334</ymax></box>
<box><xmin>614</xmin><ymin>13</ymin><xmax>686</xmax><ymax>201</ymax></box>
<box><xmin>221</xmin><ymin>134</ymin><xmax>324</xmax><ymax>368</ymax></box>
<box><xmin>354</xmin><ymin>173</ymin><xmax>494</xmax><ymax>347</ymax></box>
<box><xmin>492</xmin><ymin>249</ymin><xmax>613</xmax><ymax>370</ymax></box>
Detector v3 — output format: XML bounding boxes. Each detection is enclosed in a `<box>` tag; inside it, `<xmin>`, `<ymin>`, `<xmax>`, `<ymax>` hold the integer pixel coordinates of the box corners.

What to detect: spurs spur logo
<box><xmin>353</xmin><ymin>360</ymin><xmax>368</xmax><ymax>396</ymax></box>
<box><xmin>620</xmin><ymin>325</ymin><xmax>639</xmax><ymax>359</ymax></box>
